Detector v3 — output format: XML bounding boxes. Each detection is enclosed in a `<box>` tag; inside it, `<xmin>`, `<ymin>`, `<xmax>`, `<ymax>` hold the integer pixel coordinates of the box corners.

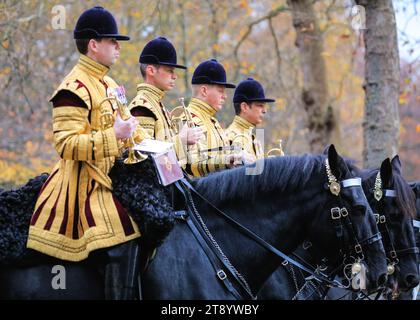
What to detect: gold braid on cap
<box><xmin>325</xmin><ymin>159</ymin><xmax>341</xmax><ymax>196</ymax></box>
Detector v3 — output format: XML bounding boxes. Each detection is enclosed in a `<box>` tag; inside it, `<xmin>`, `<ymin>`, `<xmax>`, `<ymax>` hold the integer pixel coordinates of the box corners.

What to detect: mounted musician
<box><xmin>128</xmin><ymin>37</ymin><xmax>203</xmax><ymax>165</ymax></box>
<box><xmin>26</xmin><ymin>7</ymin><xmax>145</xmax><ymax>299</ymax></box>
<box><xmin>180</xmin><ymin>59</ymin><xmax>255</xmax><ymax>177</ymax></box>
<box><xmin>225</xmin><ymin>78</ymin><xmax>277</xmax><ymax>161</ymax></box>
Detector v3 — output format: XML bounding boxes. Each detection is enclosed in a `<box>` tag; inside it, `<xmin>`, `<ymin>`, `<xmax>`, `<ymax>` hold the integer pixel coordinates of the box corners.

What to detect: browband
<box><xmin>341</xmin><ymin>177</ymin><xmax>362</xmax><ymax>188</ymax></box>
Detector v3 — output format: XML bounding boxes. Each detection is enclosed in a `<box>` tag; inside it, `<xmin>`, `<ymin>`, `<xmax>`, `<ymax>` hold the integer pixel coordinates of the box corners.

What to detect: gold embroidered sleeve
<box><xmin>53</xmin><ymin>106</ymin><xmax>119</xmax><ymax>161</ymax></box>
<box><xmin>172</xmin><ymin>133</ymin><xmax>187</xmax><ymax>166</ymax></box>
<box><xmin>135</xmin><ymin>116</ymin><xmax>156</xmax><ymax>140</ymax></box>
<box><xmin>184</xmin><ymin>128</ymin><xmax>228</xmax><ymax>177</ymax></box>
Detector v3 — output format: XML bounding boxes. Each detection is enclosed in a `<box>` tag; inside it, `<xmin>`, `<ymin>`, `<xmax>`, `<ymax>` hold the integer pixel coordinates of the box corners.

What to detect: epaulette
<box><xmin>50</xmin><ymin>78</ymin><xmax>92</xmax><ymax>110</ymax></box>
<box><xmin>129</xmin><ymin>92</ymin><xmax>155</xmax><ymax>113</ymax></box>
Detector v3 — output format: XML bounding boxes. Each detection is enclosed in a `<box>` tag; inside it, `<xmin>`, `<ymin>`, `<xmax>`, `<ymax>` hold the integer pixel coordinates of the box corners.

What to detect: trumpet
<box><xmin>99</xmin><ymin>87</ymin><xmax>147</xmax><ymax>164</ymax></box>
<box><xmin>171</xmin><ymin>97</ymin><xmax>203</xmax><ymax>158</ymax></box>
<box><xmin>172</xmin><ymin>97</ymin><xmax>197</xmax><ymax>132</ymax></box>
<box><xmin>267</xmin><ymin>139</ymin><xmax>285</xmax><ymax>157</ymax></box>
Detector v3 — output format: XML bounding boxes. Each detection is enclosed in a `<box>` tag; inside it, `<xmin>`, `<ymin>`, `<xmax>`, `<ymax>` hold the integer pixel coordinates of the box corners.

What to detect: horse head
<box><xmin>380</xmin><ymin>156</ymin><xmax>418</xmax><ymax>294</ymax></box>
<box><xmin>307</xmin><ymin>144</ymin><xmax>388</xmax><ymax>292</ymax></box>
<box><xmin>347</xmin><ymin>155</ymin><xmax>419</xmax><ymax>298</ymax></box>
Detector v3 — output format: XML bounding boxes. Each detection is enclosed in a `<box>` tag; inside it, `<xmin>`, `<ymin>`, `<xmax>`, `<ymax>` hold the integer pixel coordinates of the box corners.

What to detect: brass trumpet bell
<box><xmin>267</xmin><ymin>139</ymin><xmax>285</xmax><ymax>157</ymax></box>
<box><xmin>123</xmin><ymin>138</ymin><xmax>148</xmax><ymax>164</ymax></box>
<box><xmin>170</xmin><ymin>105</ymin><xmax>186</xmax><ymax>134</ymax></box>
<box><xmin>124</xmin><ymin>150</ymin><xmax>148</xmax><ymax>164</ymax></box>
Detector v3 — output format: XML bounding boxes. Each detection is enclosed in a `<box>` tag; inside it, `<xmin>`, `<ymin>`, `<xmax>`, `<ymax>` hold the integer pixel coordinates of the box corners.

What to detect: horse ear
<box><xmin>322</xmin><ymin>145</ymin><xmax>330</xmax><ymax>155</ymax></box>
<box><xmin>327</xmin><ymin>144</ymin><xmax>350</xmax><ymax>179</ymax></box>
<box><xmin>391</xmin><ymin>155</ymin><xmax>402</xmax><ymax>175</ymax></box>
<box><xmin>379</xmin><ymin>158</ymin><xmax>392</xmax><ymax>187</ymax></box>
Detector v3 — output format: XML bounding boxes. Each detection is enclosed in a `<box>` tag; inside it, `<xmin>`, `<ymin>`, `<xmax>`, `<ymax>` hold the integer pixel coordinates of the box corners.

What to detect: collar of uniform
<box><xmin>78</xmin><ymin>54</ymin><xmax>109</xmax><ymax>79</ymax></box>
<box><xmin>188</xmin><ymin>98</ymin><xmax>217</xmax><ymax>119</ymax></box>
<box><xmin>233</xmin><ymin>115</ymin><xmax>255</xmax><ymax>131</ymax></box>
<box><xmin>136</xmin><ymin>83</ymin><xmax>165</xmax><ymax>103</ymax></box>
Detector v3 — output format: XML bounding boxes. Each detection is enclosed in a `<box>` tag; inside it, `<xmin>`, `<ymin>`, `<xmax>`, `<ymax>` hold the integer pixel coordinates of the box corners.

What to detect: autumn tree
<box><xmin>287</xmin><ymin>0</ymin><xmax>338</xmax><ymax>154</ymax></box>
<box><xmin>355</xmin><ymin>0</ymin><xmax>401</xmax><ymax>168</ymax></box>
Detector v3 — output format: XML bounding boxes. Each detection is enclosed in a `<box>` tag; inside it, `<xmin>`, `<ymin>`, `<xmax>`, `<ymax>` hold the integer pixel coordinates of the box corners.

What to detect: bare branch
<box><xmin>231</xmin><ymin>5</ymin><xmax>289</xmax><ymax>80</ymax></box>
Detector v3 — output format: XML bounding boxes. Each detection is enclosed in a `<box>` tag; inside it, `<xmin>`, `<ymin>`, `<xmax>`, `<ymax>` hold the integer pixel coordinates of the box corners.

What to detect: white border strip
<box><xmin>341</xmin><ymin>178</ymin><xmax>362</xmax><ymax>188</ymax></box>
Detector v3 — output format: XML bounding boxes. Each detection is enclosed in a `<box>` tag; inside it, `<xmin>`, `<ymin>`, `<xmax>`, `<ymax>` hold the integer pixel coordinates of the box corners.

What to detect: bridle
<box><xmin>321</xmin><ymin>160</ymin><xmax>382</xmax><ymax>290</ymax></box>
<box><xmin>172</xmin><ymin>158</ymin><xmax>383</xmax><ymax>299</ymax></box>
<box><xmin>372</xmin><ymin>172</ymin><xmax>419</xmax><ymax>299</ymax></box>
<box><xmin>286</xmin><ymin>164</ymin><xmax>386</xmax><ymax>300</ymax></box>
<box><xmin>373</xmin><ymin>172</ymin><xmax>400</xmax><ymax>275</ymax></box>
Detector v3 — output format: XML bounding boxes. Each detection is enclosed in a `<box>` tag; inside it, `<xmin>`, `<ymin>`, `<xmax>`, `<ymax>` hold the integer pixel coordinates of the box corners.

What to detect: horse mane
<box><xmin>193</xmin><ymin>154</ymin><xmax>325</xmax><ymax>205</ymax></box>
<box><xmin>348</xmin><ymin>164</ymin><xmax>416</xmax><ymax>219</ymax></box>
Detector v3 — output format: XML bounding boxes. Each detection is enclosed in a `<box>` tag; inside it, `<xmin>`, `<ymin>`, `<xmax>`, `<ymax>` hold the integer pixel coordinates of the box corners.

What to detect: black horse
<box><xmin>141</xmin><ymin>145</ymin><xmax>387</xmax><ymax>299</ymax></box>
<box><xmin>258</xmin><ymin>156</ymin><xmax>419</xmax><ymax>300</ymax></box>
<box><xmin>0</xmin><ymin>145</ymin><xmax>387</xmax><ymax>299</ymax></box>
<box><xmin>397</xmin><ymin>180</ymin><xmax>420</xmax><ymax>300</ymax></box>
<box><xmin>365</xmin><ymin>156</ymin><xmax>418</xmax><ymax>297</ymax></box>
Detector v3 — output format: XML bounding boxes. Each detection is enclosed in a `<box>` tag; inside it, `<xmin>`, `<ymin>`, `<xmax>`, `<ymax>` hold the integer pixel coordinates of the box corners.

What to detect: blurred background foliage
<box><xmin>0</xmin><ymin>0</ymin><xmax>419</xmax><ymax>188</ymax></box>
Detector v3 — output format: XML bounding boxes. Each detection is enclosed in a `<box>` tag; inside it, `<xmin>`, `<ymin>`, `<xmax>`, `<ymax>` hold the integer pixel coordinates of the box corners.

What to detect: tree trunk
<box><xmin>288</xmin><ymin>0</ymin><xmax>336</xmax><ymax>153</ymax></box>
<box><xmin>355</xmin><ymin>0</ymin><xmax>400</xmax><ymax>168</ymax></box>
<box><xmin>177</xmin><ymin>0</ymin><xmax>190</xmax><ymax>97</ymax></box>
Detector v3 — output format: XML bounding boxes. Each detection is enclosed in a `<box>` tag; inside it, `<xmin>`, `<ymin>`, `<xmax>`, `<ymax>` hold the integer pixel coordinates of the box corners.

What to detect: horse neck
<box><xmin>199</xmin><ymin>171</ymin><xmax>325</xmax><ymax>295</ymax></box>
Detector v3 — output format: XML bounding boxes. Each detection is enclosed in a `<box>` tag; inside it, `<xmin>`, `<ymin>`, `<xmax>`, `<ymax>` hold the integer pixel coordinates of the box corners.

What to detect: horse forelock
<box><xmin>193</xmin><ymin>154</ymin><xmax>326</xmax><ymax>205</ymax></box>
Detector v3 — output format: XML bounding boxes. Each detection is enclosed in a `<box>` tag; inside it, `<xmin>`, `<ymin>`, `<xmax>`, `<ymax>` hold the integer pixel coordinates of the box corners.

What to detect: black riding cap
<box><xmin>191</xmin><ymin>59</ymin><xmax>236</xmax><ymax>88</ymax></box>
<box><xmin>139</xmin><ymin>37</ymin><xmax>187</xmax><ymax>69</ymax></box>
<box><xmin>233</xmin><ymin>78</ymin><xmax>275</xmax><ymax>103</ymax></box>
<box><xmin>74</xmin><ymin>6</ymin><xmax>130</xmax><ymax>41</ymax></box>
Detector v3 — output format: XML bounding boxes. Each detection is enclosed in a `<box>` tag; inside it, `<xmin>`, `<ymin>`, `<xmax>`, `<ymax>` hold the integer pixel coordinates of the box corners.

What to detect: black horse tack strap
<box><xmin>175</xmin><ymin>179</ymin><xmax>345</xmax><ymax>294</ymax></box>
<box><xmin>173</xmin><ymin>210</ymin><xmax>248</xmax><ymax>300</ymax></box>
<box><xmin>174</xmin><ymin>183</ymin><xmax>257</xmax><ymax>300</ymax></box>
